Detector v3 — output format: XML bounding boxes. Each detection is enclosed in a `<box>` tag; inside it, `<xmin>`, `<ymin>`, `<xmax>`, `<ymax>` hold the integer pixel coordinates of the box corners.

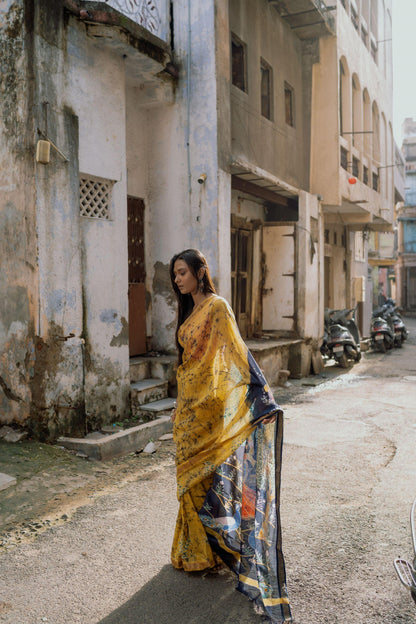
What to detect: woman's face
<box><xmin>173</xmin><ymin>259</ymin><xmax>199</xmax><ymax>295</ymax></box>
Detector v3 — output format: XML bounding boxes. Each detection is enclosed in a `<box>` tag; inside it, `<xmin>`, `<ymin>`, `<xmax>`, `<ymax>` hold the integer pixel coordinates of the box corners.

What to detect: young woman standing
<box><xmin>169</xmin><ymin>248</ymin><xmax>292</xmax><ymax>624</ymax></box>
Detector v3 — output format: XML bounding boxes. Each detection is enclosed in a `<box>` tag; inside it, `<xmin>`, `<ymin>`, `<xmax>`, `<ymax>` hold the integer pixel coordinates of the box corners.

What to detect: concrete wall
<box><xmin>147</xmin><ymin>0</ymin><xmax>232</xmax><ymax>352</ymax></box>
<box><xmin>0</xmin><ymin>0</ymin><xmax>176</xmax><ymax>438</ymax></box>
<box><xmin>311</xmin><ymin>3</ymin><xmax>394</xmax><ymax>219</ymax></box>
<box><xmin>229</xmin><ymin>0</ymin><xmax>309</xmax><ymax>191</ymax></box>
<box><xmin>0</xmin><ymin>1</ymin><xmax>37</xmax><ymax>427</ymax></box>
<box><xmin>30</xmin><ymin>6</ymin><xmax>132</xmax><ymax>437</ymax></box>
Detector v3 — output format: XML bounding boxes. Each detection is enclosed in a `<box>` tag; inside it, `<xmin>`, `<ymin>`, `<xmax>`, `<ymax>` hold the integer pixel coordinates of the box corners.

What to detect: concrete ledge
<box><xmin>58</xmin><ymin>416</ymin><xmax>173</xmax><ymax>461</ymax></box>
<box><xmin>0</xmin><ymin>473</ymin><xmax>17</xmax><ymax>492</ymax></box>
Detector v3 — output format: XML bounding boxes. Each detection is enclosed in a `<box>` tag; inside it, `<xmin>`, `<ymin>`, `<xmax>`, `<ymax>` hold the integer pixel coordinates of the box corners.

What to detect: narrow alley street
<box><xmin>1</xmin><ymin>319</ymin><xmax>416</xmax><ymax>624</ymax></box>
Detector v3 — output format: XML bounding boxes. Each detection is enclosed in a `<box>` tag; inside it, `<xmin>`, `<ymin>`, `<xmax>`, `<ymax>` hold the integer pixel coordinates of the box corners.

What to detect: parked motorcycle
<box><xmin>383</xmin><ymin>298</ymin><xmax>408</xmax><ymax>347</ymax></box>
<box><xmin>370</xmin><ymin>306</ymin><xmax>394</xmax><ymax>353</ymax></box>
<box><xmin>394</xmin><ymin>497</ymin><xmax>416</xmax><ymax>605</ymax></box>
<box><xmin>321</xmin><ymin>307</ymin><xmax>361</xmax><ymax>368</ymax></box>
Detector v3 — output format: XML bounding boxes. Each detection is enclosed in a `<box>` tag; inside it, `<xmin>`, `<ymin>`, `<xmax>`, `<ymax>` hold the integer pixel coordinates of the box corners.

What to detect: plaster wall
<box><xmin>296</xmin><ymin>192</ymin><xmax>322</xmax><ymax>339</ymax></box>
<box><xmin>65</xmin><ymin>18</ymin><xmax>130</xmax><ymax>428</ymax></box>
<box><xmin>229</xmin><ymin>0</ymin><xmax>308</xmax><ymax>190</ymax></box>
<box><xmin>311</xmin><ymin>6</ymin><xmax>394</xmax><ymax>215</ymax></box>
<box><xmin>146</xmin><ymin>0</ymin><xmax>231</xmax><ymax>352</ymax></box>
<box><xmin>0</xmin><ymin>1</ymin><xmax>37</xmax><ymax>426</ymax></box>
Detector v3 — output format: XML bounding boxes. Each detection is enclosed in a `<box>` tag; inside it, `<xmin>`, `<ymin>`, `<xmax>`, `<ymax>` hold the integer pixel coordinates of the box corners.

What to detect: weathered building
<box><xmin>0</xmin><ymin>0</ymin><xmax>176</xmax><ymax>439</ymax></box>
<box><xmin>309</xmin><ymin>0</ymin><xmax>395</xmax><ymax>337</ymax></box>
<box><xmin>396</xmin><ymin>118</ymin><xmax>416</xmax><ymax>312</ymax></box>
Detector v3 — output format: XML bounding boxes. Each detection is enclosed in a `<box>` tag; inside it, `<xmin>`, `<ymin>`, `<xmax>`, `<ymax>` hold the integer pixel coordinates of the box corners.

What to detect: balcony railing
<box><xmin>104</xmin><ymin>0</ymin><xmax>169</xmax><ymax>41</ymax></box>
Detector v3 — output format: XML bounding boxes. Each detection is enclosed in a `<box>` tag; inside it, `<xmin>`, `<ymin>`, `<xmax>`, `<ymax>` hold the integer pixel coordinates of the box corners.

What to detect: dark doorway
<box><xmin>128</xmin><ymin>197</ymin><xmax>146</xmax><ymax>356</ymax></box>
<box><xmin>231</xmin><ymin>225</ymin><xmax>253</xmax><ymax>338</ymax></box>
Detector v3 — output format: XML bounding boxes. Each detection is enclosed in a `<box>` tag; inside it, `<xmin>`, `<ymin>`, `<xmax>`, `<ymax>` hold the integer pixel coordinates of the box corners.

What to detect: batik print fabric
<box><xmin>171</xmin><ymin>295</ymin><xmax>291</xmax><ymax>623</ymax></box>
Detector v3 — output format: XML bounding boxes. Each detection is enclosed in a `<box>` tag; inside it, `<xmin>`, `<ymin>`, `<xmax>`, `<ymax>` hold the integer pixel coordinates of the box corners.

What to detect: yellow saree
<box><xmin>171</xmin><ymin>295</ymin><xmax>291</xmax><ymax>623</ymax></box>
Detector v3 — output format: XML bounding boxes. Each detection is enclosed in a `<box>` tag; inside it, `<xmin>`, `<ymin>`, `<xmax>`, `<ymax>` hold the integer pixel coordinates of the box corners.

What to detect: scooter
<box><xmin>370</xmin><ymin>307</ymin><xmax>394</xmax><ymax>353</ymax></box>
<box><xmin>383</xmin><ymin>299</ymin><xmax>408</xmax><ymax>347</ymax></box>
<box><xmin>394</xmin><ymin>497</ymin><xmax>416</xmax><ymax>605</ymax></box>
<box><xmin>321</xmin><ymin>308</ymin><xmax>361</xmax><ymax>368</ymax></box>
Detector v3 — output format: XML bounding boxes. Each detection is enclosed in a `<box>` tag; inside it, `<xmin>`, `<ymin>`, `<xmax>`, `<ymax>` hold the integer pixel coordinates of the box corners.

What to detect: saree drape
<box><xmin>172</xmin><ymin>295</ymin><xmax>291</xmax><ymax>623</ymax></box>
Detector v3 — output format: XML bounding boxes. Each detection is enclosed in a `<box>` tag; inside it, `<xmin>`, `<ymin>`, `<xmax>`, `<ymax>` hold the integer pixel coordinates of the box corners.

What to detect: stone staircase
<box><xmin>129</xmin><ymin>355</ymin><xmax>177</xmax><ymax>422</ymax></box>
<box><xmin>57</xmin><ymin>355</ymin><xmax>177</xmax><ymax>460</ymax></box>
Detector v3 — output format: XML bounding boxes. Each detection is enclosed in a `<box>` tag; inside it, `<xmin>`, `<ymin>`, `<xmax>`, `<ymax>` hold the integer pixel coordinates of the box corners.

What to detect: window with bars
<box><xmin>350</xmin><ymin>5</ymin><xmax>359</xmax><ymax>31</ymax></box>
<box><xmin>231</xmin><ymin>34</ymin><xmax>247</xmax><ymax>92</ymax></box>
<box><xmin>371</xmin><ymin>39</ymin><xmax>378</xmax><ymax>63</ymax></box>
<box><xmin>363</xmin><ymin>165</ymin><xmax>369</xmax><ymax>185</ymax></box>
<box><xmin>361</xmin><ymin>23</ymin><xmax>368</xmax><ymax>46</ymax></box>
<box><xmin>79</xmin><ymin>176</ymin><xmax>114</xmax><ymax>220</ymax></box>
<box><xmin>372</xmin><ymin>171</ymin><xmax>379</xmax><ymax>192</ymax></box>
<box><xmin>260</xmin><ymin>58</ymin><xmax>273</xmax><ymax>120</ymax></box>
<box><xmin>352</xmin><ymin>156</ymin><xmax>360</xmax><ymax>178</ymax></box>
<box><xmin>340</xmin><ymin>146</ymin><xmax>348</xmax><ymax>170</ymax></box>
<box><xmin>284</xmin><ymin>82</ymin><xmax>295</xmax><ymax>127</ymax></box>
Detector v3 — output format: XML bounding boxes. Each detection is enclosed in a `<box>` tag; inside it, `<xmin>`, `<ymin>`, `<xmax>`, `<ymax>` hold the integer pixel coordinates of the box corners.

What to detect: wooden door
<box><xmin>128</xmin><ymin>197</ymin><xmax>146</xmax><ymax>356</ymax></box>
<box><xmin>231</xmin><ymin>226</ymin><xmax>253</xmax><ymax>338</ymax></box>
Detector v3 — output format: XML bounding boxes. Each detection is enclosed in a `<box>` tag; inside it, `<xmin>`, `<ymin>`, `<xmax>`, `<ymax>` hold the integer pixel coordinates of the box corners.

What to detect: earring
<box><xmin>199</xmin><ymin>278</ymin><xmax>204</xmax><ymax>293</ymax></box>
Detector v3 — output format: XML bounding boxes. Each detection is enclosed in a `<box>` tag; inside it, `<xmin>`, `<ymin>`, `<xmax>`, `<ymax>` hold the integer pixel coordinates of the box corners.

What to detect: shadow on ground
<box><xmin>96</xmin><ymin>565</ymin><xmax>266</xmax><ymax>624</ymax></box>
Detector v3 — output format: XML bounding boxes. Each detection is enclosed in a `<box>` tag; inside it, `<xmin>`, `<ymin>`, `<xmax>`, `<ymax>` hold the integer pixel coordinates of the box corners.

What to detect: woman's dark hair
<box><xmin>170</xmin><ymin>249</ymin><xmax>216</xmax><ymax>362</ymax></box>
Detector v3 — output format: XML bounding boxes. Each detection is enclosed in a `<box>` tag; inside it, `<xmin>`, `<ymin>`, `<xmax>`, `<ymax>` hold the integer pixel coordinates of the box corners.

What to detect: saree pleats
<box><xmin>172</xmin><ymin>296</ymin><xmax>291</xmax><ymax>622</ymax></box>
<box><xmin>199</xmin><ymin>418</ymin><xmax>291</xmax><ymax>623</ymax></box>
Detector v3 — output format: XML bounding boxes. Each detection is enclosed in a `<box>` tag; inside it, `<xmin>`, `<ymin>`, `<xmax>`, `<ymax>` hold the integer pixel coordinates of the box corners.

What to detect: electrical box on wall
<box><xmin>354</xmin><ymin>276</ymin><xmax>366</xmax><ymax>302</ymax></box>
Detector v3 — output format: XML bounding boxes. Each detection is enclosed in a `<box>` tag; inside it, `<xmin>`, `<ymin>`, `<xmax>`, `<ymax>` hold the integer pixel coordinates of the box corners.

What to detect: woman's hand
<box><xmin>262</xmin><ymin>414</ymin><xmax>276</xmax><ymax>424</ymax></box>
<box><xmin>171</xmin><ymin>403</ymin><xmax>177</xmax><ymax>423</ymax></box>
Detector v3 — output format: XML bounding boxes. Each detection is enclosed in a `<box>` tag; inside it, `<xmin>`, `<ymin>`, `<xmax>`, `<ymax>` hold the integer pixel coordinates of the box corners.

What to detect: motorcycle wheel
<box><xmin>355</xmin><ymin>351</ymin><xmax>361</xmax><ymax>362</ymax></box>
<box><xmin>378</xmin><ymin>340</ymin><xmax>387</xmax><ymax>353</ymax></box>
<box><xmin>395</xmin><ymin>336</ymin><xmax>402</xmax><ymax>348</ymax></box>
<box><xmin>336</xmin><ymin>352</ymin><xmax>349</xmax><ymax>368</ymax></box>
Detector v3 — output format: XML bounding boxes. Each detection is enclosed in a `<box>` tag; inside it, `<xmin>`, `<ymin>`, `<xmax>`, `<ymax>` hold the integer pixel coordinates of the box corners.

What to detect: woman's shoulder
<box><xmin>207</xmin><ymin>295</ymin><xmax>235</xmax><ymax>318</ymax></box>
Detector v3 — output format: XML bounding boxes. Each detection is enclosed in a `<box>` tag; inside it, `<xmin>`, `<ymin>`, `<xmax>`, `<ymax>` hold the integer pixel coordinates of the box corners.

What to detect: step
<box><xmin>138</xmin><ymin>397</ymin><xmax>176</xmax><ymax>418</ymax></box>
<box><xmin>130</xmin><ymin>378</ymin><xmax>168</xmax><ymax>409</ymax></box>
<box><xmin>58</xmin><ymin>416</ymin><xmax>172</xmax><ymax>461</ymax></box>
<box><xmin>130</xmin><ymin>355</ymin><xmax>177</xmax><ymax>390</ymax></box>
<box><xmin>129</xmin><ymin>357</ymin><xmax>150</xmax><ymax>382</ymax></box>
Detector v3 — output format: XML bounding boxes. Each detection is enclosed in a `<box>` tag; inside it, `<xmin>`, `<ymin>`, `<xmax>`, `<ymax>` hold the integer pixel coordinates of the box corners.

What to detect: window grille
<box><xmin>340</xmin><ymin>146</ymin><xmax>348</xmax><ymax>171</ymax></box>
<box><xmin>372</xmin><ymin>171</ymin><xmax>379</xmax><ymax>192</ymax></box>
<box><xmin>79</xmin><ymin>176</ymin><xmax>113</xmax><ymax>220</ymax></box>
<box><xmin>363</xmin><ymin>165</ymin><xmax>369</xmax><ymax>186</ymax></box>
<box><xmin>350</xmin><ymin>5</ymin><xmax>359</xmax><ymax>31</ymax></box>
<box><xmin>284</xmin><ymin>82</ymin><xmax>295</xmax><ymax>127</ymax></box>
<box><xmin>260</xmin><ymin>58</ymin><xmax>273</xmax><ymax>120</ymax></box>
<box><xmin>352</xmin><ymin>157</ymin><xmax>360</xmax><ymax>178</ymax></box>
<box><xmin>231</xmin><ymin>34</ymin><xmax>247</xmax><ymax>92</ymax></box>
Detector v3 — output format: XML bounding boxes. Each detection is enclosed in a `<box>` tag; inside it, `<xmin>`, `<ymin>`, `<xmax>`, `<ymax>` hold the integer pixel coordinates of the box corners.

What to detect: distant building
<box><xmin>396</xmin><ymin>118</ymin><xmax>416</xmax><ymax>312</ymax></box>
<box><xmin>367</xmin><ymin>141</ymin><xmax>405</xmax><ymax>309</ymax></box>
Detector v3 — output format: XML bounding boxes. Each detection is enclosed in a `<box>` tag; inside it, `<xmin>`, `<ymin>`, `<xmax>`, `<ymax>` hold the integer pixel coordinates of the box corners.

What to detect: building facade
<box><xmin>310</xmin><ymin>0</ymin><xmax>395</xmax><ymax>336</ymax></box>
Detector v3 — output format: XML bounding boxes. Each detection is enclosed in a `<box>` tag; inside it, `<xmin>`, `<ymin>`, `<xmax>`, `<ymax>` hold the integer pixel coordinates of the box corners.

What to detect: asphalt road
<box><xmin>1</xmin><ymin>318</ymin><xmax>416</xmax><ymax>624</ymax></box>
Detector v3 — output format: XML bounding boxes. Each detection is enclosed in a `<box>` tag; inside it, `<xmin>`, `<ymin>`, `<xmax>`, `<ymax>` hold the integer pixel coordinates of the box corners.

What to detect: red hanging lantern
<box><xmin>348</xmin><ymin>176</ymin><xmax>357</xmax><ymax>185</ymax></box>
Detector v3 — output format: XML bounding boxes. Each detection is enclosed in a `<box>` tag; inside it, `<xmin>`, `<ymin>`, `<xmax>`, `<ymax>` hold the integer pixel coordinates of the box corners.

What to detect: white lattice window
<box><xmin>79</xmin><ymin>176</ymin><xmax>114</xmax><ymax>220</ymax></box>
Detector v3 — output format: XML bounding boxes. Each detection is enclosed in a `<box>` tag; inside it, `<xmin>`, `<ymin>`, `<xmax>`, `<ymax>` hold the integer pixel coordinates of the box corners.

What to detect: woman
<box><xmin>169</xmin><ymin>249</ymin><xmax>292</xmax><ymax>624</ymax></box>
